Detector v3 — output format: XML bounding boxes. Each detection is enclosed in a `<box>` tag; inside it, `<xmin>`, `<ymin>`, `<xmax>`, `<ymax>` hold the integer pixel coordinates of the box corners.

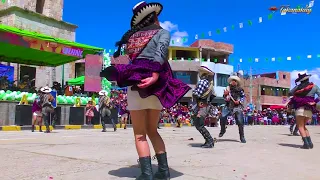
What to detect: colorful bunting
<box><xmin>168</xmin><ymin>54</ymin><xmax>320</xmax><ymax>63</ymax></box>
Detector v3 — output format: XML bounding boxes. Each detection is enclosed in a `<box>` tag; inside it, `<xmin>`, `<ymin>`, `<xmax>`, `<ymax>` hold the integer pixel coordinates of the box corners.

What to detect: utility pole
<box><xmin>249</xmin><ymin>66</ymin><xmax>253</xmax><ymax>105</ymax></box>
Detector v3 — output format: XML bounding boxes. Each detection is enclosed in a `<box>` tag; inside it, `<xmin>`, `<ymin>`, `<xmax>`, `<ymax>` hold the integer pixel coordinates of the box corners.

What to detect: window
<box><xmin>283</xmin><ymin>74</ymin><xmax>286</xmax><ymax>79</ymax></box>
<box><xmin>173</xmin><ymin>71</ymin><xmax>198</xmax><ymax>84</ymax></box>
<box><xmin>75</xmin><ymin>63</ymin><xmax>85</xmax><ymax>77</ymax></box>
<box><xmin>260</xmin><ymin>86</ymin><xmax>289</xmax><ymax>96</ymax></box>
<box><xmin>36</xmin><ymin>0</ymin><xmax>45</xmax><ymax>14</ymax></box>
<box><xmin>217</xmin><ymin>74</ymin><xmax>229</xmax><ymax>87</ymax></box>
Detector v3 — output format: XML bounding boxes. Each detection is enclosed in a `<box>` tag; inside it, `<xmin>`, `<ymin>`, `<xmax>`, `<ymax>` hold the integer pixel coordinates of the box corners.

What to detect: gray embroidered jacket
<box><xmin>135</xmin><ymin>29</ymin><xmax>170</xmax><ymax>65</ymax></box>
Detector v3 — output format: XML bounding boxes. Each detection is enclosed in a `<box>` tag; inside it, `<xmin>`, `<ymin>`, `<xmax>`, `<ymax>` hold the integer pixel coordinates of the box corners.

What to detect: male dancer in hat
<box><xmin>191</xmin><ymin>66</ymin><xmax>216</xmax><ymax>148</ymax></box>
<box><xmin>39</xmin><ymin>86</ymin><xmax>55</xmax><ymax>133</ymax></box>
<box><xmin>99</xmin><ymin>90</ymin><xmax>116</xmax><ymax>132</ymax></box>
<box><xmin>219</xmin><ymin>73</ymin><xmax>246</xmax><ymax>143</ymax></box>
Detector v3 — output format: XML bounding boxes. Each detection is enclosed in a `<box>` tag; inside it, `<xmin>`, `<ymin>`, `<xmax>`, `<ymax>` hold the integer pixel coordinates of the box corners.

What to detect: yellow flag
<box><xmin>75</xmin><ymin>97</ymin><xmax>81</xmax><ymax>107</ymax></box>
<box><xmin>20</xmin><ymin>94</ymin><xmax>28</xmax><ymax>105</ymax></box>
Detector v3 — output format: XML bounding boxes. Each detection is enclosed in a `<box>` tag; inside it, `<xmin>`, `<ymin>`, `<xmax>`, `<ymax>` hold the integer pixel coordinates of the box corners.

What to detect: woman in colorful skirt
<box><xmin>31</xmin><ymin>90</ymin><xmax>43</xmax><ymax>132</ymax></box>
<box><xmin>288</xmin><ymin>73</ymin><xmax>320</xmax><ymax>149</ymax></box>
<box><xmin>85</xmin><ymin>98</ymin><xmax>95</xmax><ymax>125</ymax></box>
<box><xmin>100</xmin><ymin>1</ymin><xmax>190</xmax><ymax>179</ymax></box>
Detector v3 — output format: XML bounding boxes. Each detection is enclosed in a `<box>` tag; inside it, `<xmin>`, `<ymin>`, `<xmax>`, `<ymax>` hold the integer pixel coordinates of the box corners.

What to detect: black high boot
<box><xmin>293</xmin><ymin>126</ymin><xmax>299</xmax><ymax>136</ymax></box>
<box><xmin>306</xmin><ymin>136</ymin><xmax>313</xmax><ymax>149</ymax></box>
<box><xmin>31</xmin><ymin>125</ymin><xmax>35</xmax><ymax>132</ymax></box>
<box><xmin>219</xmin><ymin>118</ymin><xmax>227</xmax><ymax>137</ymax></box>
<box><xmin>39</xmin><ymin>125</ymin><xmax>42</xmax><ymax>132</ymax></box>
<box><xmin>44</xmin><ymin>116</ymin><xmax>50</xmax><ymax>133</ymax></box>
<box><xmin>101</xmin><ymin>121</ymin><xmax>106</xmax><ymax>132</ymax></box>
<box><xmin>154</xmin><ymin>152</ymin><xmax>170</xmax><ymax>180</ymax></box>
<box><xmin>136</xmin><ymin>156</ymin><xmax>153</xmax><ymax>180</ymax></box>
<box><xmin>199</xmin><ymin>127</ymin><xmax>214</xmax><ymax>148</ymax></box>
<box><xmin>238</xmin><ymin>125</ymin><xmax>246</xmax><ymax>143</ymax></box>
<box><xmin>301</xmin><ymin>137</ymin><xmax>310</xmax><ymax>149</ymax></box>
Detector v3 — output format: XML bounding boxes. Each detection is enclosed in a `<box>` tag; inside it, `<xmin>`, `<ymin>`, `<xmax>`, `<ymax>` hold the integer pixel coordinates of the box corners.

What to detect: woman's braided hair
<box><xmin>113</xmin><ymin>12</ymin><xmax>157</xmax><ymax>58</ymax></box>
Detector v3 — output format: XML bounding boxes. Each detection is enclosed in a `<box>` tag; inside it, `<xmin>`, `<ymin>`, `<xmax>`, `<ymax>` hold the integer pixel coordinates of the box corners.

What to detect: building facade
<box><xmin>110</xmin><ymin>39</ymin><xmax>234</xmax><ymax>105</ymax></box>
<box><xmin>241</xmin><ymin>71</ymin><xmax>291</xmax><ymax>110</ymax></box>
<box><xmin>0</xmin><ymin>0</ymin><xmax>76</xmax><ymax>87</ymax></box>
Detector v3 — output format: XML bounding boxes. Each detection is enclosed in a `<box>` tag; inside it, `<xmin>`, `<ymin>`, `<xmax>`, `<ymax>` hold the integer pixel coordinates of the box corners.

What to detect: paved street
<box><xmin>0</xmin><ymin>125</ymin><xmax>320</xmax><ymax>180</ymax></box>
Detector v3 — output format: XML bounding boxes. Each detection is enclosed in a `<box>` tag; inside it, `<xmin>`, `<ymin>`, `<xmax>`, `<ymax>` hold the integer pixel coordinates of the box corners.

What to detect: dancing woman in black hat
<box><xmin>288</xmin><ymin>73</ymin><xmax>320</xmax><ymax>149</ymax></box>
<box><xmin>100</xmin><ymin>1</ymin><xmax>190</xmax><ymax>179</ymax></box>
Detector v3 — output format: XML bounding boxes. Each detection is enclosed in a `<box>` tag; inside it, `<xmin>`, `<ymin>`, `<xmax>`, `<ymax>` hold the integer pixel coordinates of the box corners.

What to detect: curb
<box><xmin>0</xmin><ymin>123</ymin><xmax>192</xmax><ymax>131</ymax></box>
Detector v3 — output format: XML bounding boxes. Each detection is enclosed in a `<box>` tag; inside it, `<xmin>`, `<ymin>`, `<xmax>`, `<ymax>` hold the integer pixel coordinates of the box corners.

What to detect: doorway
<box><xmin>20</xmin><ymin>65</ymin><xmax>36</xmax><ymax>87</ymax></box>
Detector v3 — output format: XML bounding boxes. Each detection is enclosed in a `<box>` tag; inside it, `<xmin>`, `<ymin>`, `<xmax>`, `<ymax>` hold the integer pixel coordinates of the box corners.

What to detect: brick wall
<box><xmin>241</xmin><ymin>71</ymin><xmax>291</xmax><ymax>108</ymax></box>
<box><xmin>190</xmin><ymin>39</ymin><xmax>234</xmax><ymax>53</ymax></box>
<box><xmin>0</xmin><ymin>0</ymin><xmax>64</xmax><ymax>21</ymax></box>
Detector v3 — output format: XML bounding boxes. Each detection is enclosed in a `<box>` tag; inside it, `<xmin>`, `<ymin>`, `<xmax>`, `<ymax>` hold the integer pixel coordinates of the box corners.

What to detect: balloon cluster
<box><xmin>102</xmin><ymin>51</ymin><xmax>112</xmax><ymax>96</ymax></box>
<box><xmin>0</xmin><ymin>90</ymin><xmax>98</xmax><ymax>105</ymax></box>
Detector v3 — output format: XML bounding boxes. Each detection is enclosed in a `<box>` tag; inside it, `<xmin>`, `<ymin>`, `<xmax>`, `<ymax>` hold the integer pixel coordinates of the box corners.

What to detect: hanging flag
<box><xmin>195</xmin><ymin>34</ymin><xmax>198</xmax><ymax>39</ymax></box>
<box><xmin>223</xmin><ymin>58</ymin><xmax>227</xmax><ymax>63</ymax></box>
<box><xmin>201</xmin><ymin>58</ymin><xmax>205</xmax><ymax>62</ymax></box>
<box><xmin>309</xmin><ymin>0</ymin><xmax>314</xmax><ymax>8</ymax></box>
<box><xmin>223</xmin><ymin>27</ymin><xmax>227</xmax><ymax>32</ymax></box>
<box><xmin>174</xmin><ymin>57</ymin><xmax>177</xmax><ymax>61</ymax></box>
<box><xmin>239</xmin><ymin>23</ymin><xmax>243</xmax><ymax>28</ymax></box>
<box><xmin>254</xmin><ymin>58</ymin><xmax>259</xmax><ymax>62</ymax></box>
<box><xmin>317</xmin><ymin>54</ymin><xmax>320</xmax><ymax>58</ymax></box>
<box><xmin>109</xmin><ymin>49</ymin><xmax>111</xmax><ymax>52</ymax></box>
<box><xmin>287</xmin><ymin>57</ymin><xmax>291</xmax><ymax>60</ymax></box>
<box><xmin>239</xmin><ymin>58</ymin><xmax>243</xmax><ymax>62</ymax></box>
<box><xmin>268</xmin><ymin>14</ymin><xmax>273</xmax><ymax>19</ymax></box>
<box><xmin>307</xmin><ymin>55</ymin><xmax>312</xmax><ymax>58</ymax></box>
<box><xmin>277</xmin><ymin>57</ymin><xmax>282</xmax><ymax>61</ymax></box>
<box><xmin>231</xmin><ymin>25</ymin><xmax>235</xmax><ymax>30</ymax></box>
<box><xmin>271</xmin><ymin>57</ymin><xmax>276</xmax><ymax>61</ymax></box>
<box><xmin>248</xmin><ymin>58</ymin><xmax>253</xmax><ymax>62</ymax></box>
<box><xmin>297</xmin><ymin>56</ymin><xmax>301</xmax><ymax>60</ymax></box>
<box><xmin>208</xmin><ymin>31</ymin><xmax>212</xmax><ymax>36</ymax></box>
<box><xmin>182</xmin><ymin>37</ymin><xmax>187</xmax><ymax>42</ymax></box>
<box><xmin>259</xmin><ymin>17</ymin><xmax>262</xmax><ymax>23</ymax></box>
<box><xmin>201</xmin><ymin>33</ymin><xmax>205</xmax><ymax>38</ymax></box>
<box><xmin>265</xmin><ymin>58</ymin><xmax>268</xmax><ymax>61</ymax></box>
<box><xmin>216</xmin><ymin>29</ymin><xmax>221</xmax><ymax>34</ymax></box>
<box><xmin>214</xmin><ymin>58</ymin><xmax>218</xmax><ymax>62</ymax></box>
<box><xmin>248</xmin><ymin>20</ymin><xmax>253</xmax><ymax>26</ymax></box>
<box><xmin>171</xmin><ymin>40</ymin><xmax>174</xmax><ymax>44</ymax></box>
<box><xmin>230</xmin><ymin>58</ymin><xmax>234</xmax><ymax>62</ymax></box>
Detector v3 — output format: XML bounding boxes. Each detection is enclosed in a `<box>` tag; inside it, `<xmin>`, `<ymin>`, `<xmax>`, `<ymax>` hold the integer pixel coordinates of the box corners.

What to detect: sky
<box><xmin>63</xmin><ymin>0</ymin><xmax>319</xmax><ymax>87</ymax></box>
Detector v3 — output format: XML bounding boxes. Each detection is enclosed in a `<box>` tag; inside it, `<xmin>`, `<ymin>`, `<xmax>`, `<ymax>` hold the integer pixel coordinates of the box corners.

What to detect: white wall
<box><xmin>201</xmin><ymin>62</ymin><xmax>234</xmax><ymax>97</ymax></box>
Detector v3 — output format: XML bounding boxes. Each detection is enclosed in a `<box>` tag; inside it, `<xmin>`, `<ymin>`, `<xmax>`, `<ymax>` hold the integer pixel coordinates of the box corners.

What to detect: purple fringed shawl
<box><xmin>103</xmin><ymin>59</ymin><xmax>191</xmax><ymax>108</ymax></box>
<box><xmin>289</xmin><ymin>96</ymin><xmax>318</xmax><ymax>113</ymax></box>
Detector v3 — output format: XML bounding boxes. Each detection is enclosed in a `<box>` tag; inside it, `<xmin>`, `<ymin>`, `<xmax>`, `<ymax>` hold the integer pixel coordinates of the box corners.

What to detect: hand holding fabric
<box><xmin>137</xmin><ymin>72</ymin><xmax>159</xmax><ymax>88</ymax></box>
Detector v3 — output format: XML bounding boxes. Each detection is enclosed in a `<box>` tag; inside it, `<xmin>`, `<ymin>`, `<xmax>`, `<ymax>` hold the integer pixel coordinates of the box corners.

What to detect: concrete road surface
<box><xmin>0</xmin><ymin>125</ymin><xmax>320</xmax><ymax>180</ymax></box>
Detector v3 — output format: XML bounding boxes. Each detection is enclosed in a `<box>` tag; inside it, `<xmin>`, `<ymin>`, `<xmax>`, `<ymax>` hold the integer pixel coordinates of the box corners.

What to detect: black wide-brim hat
<box><xmin>199</xmin><ymin>66</ymin><xmax>214</xmax><ymax>76</ymax></box>
<box><xmin>131</xmin><ymin>1</ymin><xmax>163</xmax><ymax>27</ymax></box>
<box><xmin>295</xmin><ymin>73</ymin><xmax>311</xmax><ymax>83</ymax></box>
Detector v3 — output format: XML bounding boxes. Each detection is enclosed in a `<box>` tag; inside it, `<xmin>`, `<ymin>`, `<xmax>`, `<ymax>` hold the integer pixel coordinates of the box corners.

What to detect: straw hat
<box><xmin>131</xmin><ymin>1</ymin><xmax>163</xmax><ymax>27</ymax></box>
<box><xmin>199</xmin><ymin>66</ymin><xmax>214</xmax><ymax>76</ymax></box>
<box><xmin>99</xmin><ymin>90</ymin><xmax>108</xmax><ymax>96</ymax></box>
<box><xmin>227</xmin><ymin>73</ymin><xmax>241</xmax><ymax>84</ymax></box>
<box><xmin>40</xmin><ymin>86</ymin><xmax>52</xmax><ymax>93</ymax></box>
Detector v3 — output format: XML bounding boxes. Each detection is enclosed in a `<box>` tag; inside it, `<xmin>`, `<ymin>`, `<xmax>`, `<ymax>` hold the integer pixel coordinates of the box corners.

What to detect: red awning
<box><xmin>270</xmin><ymin>105</ymin><xmax>286</xmax><ymax>110</ymax></box>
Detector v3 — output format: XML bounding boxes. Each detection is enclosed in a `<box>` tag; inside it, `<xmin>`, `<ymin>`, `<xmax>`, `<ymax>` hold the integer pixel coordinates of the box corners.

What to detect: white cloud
<box><xmin>160</xmin><ymin>21</ymin><xmax>188</xmax><ymax>46</ymax></box>
<box><xmin>290</xmin><ymin>68</ymin><xmax>320</xmax><ymax>88</ymax></box>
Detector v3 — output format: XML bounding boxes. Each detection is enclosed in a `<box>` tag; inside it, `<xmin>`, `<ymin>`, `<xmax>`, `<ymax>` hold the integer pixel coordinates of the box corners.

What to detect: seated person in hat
<box><xmin>288</xmin><ymin>73</ymin><xmax>320</xmax><ymax>149</ymax></box>
<box><xmin>100</xmin><ymin>1</ymin><xmax>191</xmax><ymax>179</ymax></box>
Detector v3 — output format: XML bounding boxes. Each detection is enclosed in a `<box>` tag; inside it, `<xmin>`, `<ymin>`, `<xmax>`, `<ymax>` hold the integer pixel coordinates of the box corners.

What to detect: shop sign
<box><xmin>0</xmin><ymin>31</ymin><xmax>83</xmax><ymax>58</ymax></box>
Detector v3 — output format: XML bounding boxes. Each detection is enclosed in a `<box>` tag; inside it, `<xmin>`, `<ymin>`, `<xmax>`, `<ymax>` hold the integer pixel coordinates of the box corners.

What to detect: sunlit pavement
<box><xmin>0</xmin><ymin>125</ymin><xmax>320</xmax><ymax>180</ymax></box>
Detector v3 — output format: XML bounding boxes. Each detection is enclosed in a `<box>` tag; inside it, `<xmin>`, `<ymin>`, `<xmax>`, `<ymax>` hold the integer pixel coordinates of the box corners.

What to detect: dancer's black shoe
<box><xmin>136</xmin><ymin>156</ymin><xmax>153</xmax><ymax>180</ymax></box>
<box><xmin>306</xmin><ymin>136</ymin><xmax>313</xmax><ymax>149</ymax></box>
<box><xmin>154</xmin><ymin>153</ymin><xmax>170</xmax><ymax>180</ymax></box>
<box><xmin>301</xmin><ymin>137</ymin><xmax>311</xmax><ymax>149</ymax></box>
